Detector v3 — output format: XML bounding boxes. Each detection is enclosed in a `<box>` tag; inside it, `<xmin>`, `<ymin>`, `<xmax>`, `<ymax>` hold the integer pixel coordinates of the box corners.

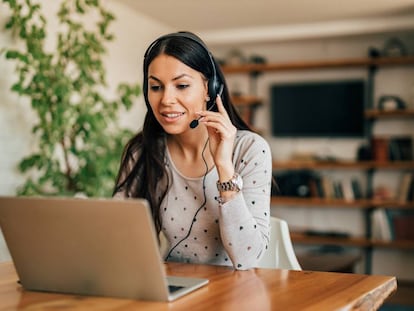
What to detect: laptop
<box><xmin>0</xmin><ymin>196</ymin><xmax>208</xmax><ymax>301</ymax></box>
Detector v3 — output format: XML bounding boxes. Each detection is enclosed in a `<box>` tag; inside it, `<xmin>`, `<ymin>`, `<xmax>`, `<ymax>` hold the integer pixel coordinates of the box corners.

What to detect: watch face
<box><xmin>234</xmin><ymin>174</ymin><xmax>243</xmax><ymax>190</ymax></box>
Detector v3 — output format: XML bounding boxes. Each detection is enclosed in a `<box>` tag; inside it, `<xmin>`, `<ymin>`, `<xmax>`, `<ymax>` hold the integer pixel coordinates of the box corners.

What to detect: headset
<box><xmin>143</xmin><ymin>31</ymin><xmax>224</xmax><ymax>129</ymax></box>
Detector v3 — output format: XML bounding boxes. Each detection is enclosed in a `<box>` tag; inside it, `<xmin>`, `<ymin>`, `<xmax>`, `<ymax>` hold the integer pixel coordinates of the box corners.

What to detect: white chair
<box><xmin>0</xmin><ymin>232</ymin><xmax>11</xmax><ymax>263</ymax></box>
<box><xmin>257</xmin><ymin>217</ymin><xmax>301</xmax><ymax>270</ymax></box>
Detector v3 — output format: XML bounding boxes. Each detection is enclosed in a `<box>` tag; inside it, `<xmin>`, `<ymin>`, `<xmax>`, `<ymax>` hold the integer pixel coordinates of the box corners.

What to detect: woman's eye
<box><xmin>150</xmin><ymin>85</ymin><xmax>162</xmax><ymax>92</ymax></box>
<box><xmin>177</xmin><ymin>84</ymin><xmax>189</xmax><ymax>90</ymax></box>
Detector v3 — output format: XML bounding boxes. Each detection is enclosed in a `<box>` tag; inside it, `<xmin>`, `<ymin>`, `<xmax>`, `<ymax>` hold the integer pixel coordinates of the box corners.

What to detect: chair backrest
<box><xmin>0</xmin><ymin>233</ymin><xmax>11</xmax><ymax>263</ymax></box>
<box><xmin>257</xmin><ymin>217</ymin><xmax>301</xmax><ymax>270</ymax></box>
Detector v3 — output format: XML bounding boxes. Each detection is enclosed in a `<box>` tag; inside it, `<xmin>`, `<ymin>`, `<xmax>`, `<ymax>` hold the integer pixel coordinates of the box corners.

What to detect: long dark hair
<box><xmin>113</xmin><ymin>31</ymin><xmax>250</xmax><ymax>234</ymax></box>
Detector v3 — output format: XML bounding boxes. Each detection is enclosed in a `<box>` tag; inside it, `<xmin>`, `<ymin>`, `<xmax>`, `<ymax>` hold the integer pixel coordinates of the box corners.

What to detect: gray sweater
<box><xmin>160</xmin><ymin>130</ymin><xmax>271</xmax><ymax>270</ymax></box>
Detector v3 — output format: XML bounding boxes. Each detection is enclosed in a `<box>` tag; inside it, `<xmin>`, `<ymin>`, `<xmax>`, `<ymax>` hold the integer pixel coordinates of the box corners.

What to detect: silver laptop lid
<box><xmin>0</xmin><ymin>196</ymin><xmax>173</xmax><ymax>300</ymax></box>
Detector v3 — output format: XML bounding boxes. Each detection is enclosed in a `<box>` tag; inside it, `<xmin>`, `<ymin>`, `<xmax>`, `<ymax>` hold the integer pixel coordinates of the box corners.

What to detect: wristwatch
<box><xmin>216</xmin><ymin>173</ymin><xmax>243</xmax><ymax>192</ymax></box>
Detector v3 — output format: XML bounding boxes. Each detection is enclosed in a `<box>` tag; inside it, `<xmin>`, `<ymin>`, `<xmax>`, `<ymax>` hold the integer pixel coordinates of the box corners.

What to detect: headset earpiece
<box><xmin>207</xmin><ymin>73</ymin><xmax>220</xmax><ymax>104</ymax></box>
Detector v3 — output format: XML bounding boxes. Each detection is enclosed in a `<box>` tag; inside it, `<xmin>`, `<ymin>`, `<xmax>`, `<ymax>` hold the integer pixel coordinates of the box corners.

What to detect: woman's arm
<box><xmin>218</xmin><ymin>132</ymin><xmax>272</xmax><ymax>270</ymax></box>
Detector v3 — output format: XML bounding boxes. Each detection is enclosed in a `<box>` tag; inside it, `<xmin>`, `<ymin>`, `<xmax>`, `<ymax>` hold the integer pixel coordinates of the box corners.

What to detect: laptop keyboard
<box><xmin>168</xmin><ymin>285</ymin><xmax>185</xmax><ymax>293</ymax></box>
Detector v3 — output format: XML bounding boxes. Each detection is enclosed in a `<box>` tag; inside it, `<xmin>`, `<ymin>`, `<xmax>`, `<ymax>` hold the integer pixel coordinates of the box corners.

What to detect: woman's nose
<box><xmin>161</xmin><ymin>86</ymin><xmax>175</xmax><ymax>105</ymax></box>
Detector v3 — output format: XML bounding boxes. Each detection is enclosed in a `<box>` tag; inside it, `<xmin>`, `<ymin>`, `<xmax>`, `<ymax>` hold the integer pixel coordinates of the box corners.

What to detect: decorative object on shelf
<box><xmin>370</xmin><ymin>137</ymin><xmax>389</xmax><ymax>162</ymax></box>
<box><xmin>368</xmin><ymin>46</ymin><xmax>381</xmax><ymax>58</ymax></box>
<box><xmin>382</xmin><ymin>37</ymin><xmax>408</xmax><ymax>57</ymax></box>
<box><xmin>216</xmin><ymin>58</ymin><xmax>226</xmax><ymax>66</ymax></box>
<box><xmin>373</xmin><ymin>185</ymin><xmax>394</xmax><ymax>201</ymax></box>
<box><xmin>248</xmin><ymin>54</ymin><xmax>267</xmax><ymax>78</ymax></box>
<box><xmin>225</xmin><ymin>49</ymin><xmax>247</xmax><ymax>65</ymax></box>
<box><xmin>378</xmin><ymin>95</ymin><xmax>406</xmax><ymax>111</ymax></box>
<box><xmin>273</xmin><ymin>170</ymin><xmax>315</xmax><ymax>197</ymax></box>
<box><xmin>249</xmin><ymin>54</ymin><xmax>267</xmax><ymax>64</ymax></box>
<box><xmin>357</xmin><ymin>144</ymin><xmax>373</xmax><ymax>161</ymax></box>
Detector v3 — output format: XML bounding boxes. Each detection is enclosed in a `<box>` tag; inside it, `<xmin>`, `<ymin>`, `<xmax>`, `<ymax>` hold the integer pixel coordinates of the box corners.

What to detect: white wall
<box><xmin>210</xmin><ymin>31</ymin><xmax>414</xmax><ymax>279</ymax></box>
<box><xmin>0</xmin><ymin>0</ymin><xmax>172</xmax><ymax>261</ymax></box>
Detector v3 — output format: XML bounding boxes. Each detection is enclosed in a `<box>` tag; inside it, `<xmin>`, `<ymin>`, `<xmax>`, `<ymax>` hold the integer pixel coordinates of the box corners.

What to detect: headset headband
<box><xmin>143</xmin><ymin>32</ymin><xmax>221</xmax><ymax>102</ymax></box>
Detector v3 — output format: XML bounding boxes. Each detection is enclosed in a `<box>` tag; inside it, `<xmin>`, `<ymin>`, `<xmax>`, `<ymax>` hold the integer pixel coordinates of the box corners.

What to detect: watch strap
<box><xmin>216</xmin><ymin>173</ymin><xmax>242</xmax><ymax>192</ymax></box>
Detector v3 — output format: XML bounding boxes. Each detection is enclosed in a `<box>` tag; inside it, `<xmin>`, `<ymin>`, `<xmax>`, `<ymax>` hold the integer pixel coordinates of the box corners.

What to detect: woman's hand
<box><xmin>196</xmin><ymin>95</ymin><xmax>236</xmax><ymax>180</ymax></box>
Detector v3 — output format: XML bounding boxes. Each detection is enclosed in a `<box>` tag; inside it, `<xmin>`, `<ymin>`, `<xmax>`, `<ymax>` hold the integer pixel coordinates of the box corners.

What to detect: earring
<box><xmin>206</xmin><ymin>96</ymin><xmax>210</xmax><ymax>102</ymax></box>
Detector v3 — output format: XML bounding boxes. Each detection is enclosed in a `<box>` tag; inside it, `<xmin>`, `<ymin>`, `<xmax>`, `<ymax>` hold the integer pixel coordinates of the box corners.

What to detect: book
<box><xmin>333</xmin><ymin>181</ymin><xmax>344</xmax><ymax>199</ymax></box>
<box><xmin>408</xmin><ymin>177</ymin><xmax>414</xmax><ymax>202</ymax></box>
<box><xmin>397</xmin><ymin>173</ymin><xmax>413</xmax><ymax>202</ymax></box>
<box><xmin>388</xmin><ymin>136</ymin><xmax>413</xmax><ymax>161</ymax></box>
<box><xmin>315</xmin><ymin>177</ymin><xmax>325</xmax><ymax>198</ymax></box>
<box><xmin>321</xmin><ymin>176</ymin><xmax>334</xmax><ymax>199</ymax></box>
<box><xmin>351</xmin><ymin>178</ymin><xmax>363</xmax><ymax>199</ymax></box>
<box><xmin>341</xmin><ymin>180</ymin><xmax>355</xmax><ymax>202</ymax></box>
<box><xmin>371</xmin><ymin>209</ymin><xmax>392</xmax><ymax>242</ymax></box>
<box><xmin>393</xmin><ymin>213</ymin><xmax>414</xmax><ymax>240</ymax></box>
<box><xmin>309</xmin><ymin>178</ymin><xmax>322</xmax><ymax>198</ymax></box>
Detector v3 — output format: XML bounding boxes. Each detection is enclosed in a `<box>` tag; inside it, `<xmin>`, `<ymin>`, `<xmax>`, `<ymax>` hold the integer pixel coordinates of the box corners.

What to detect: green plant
<box><xmin>2</xmin><ymin>0</ymin><xmax>140</xmax><ymax>197</ymax></box>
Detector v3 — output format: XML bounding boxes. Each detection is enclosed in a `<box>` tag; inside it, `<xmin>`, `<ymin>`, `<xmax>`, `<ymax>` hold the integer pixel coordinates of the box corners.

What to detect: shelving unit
<box><xmin>222</xmin><ymin>55</ymin><xmax>414</xmax><ymax>274</ymax></box>
<box><xmin>231</xmin><ymin>95</ymin><xmax>262</xmax><ymax>128</ymax></box>
<box><xmin>272</xmin><ymin>160</ymin><xmax>414</xmax><ymax>272</ymax></box>
<box><xmin>271</xmin><ymin>196</ymin><xmax>414</xmax><ymax>209</ymax></box>
<box><xmin>223</xmin><ymin>56</ymin><xmax>414</xmax><ymax>133</ymax></box>
<box><xmin>272</xmin><ymin>140</ymin><xmax>414</xmax><ymax>273</ymax></box>
<box><xmin>272</xmin><ymin>159</ymin><xmax>414</xmax><ymax>170</ymax></box>
<box><xmin>221</xmin><ymin>56</ymin><xmax>414</xmax><ymax>74</ymax></box>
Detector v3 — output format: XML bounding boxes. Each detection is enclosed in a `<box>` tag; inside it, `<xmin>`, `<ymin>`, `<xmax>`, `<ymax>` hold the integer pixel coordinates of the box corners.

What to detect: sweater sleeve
<box><xmin>218</xmin><ymin>131</ymin><xmax>272</xmax><ymax>270</ymax></box>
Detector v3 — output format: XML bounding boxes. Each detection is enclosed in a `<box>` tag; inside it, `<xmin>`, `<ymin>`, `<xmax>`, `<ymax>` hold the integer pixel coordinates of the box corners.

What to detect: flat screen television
<box><xmin>271</xmin><ymin>80</ymin><xmax>366</xmax><ymax>138</ymax></box>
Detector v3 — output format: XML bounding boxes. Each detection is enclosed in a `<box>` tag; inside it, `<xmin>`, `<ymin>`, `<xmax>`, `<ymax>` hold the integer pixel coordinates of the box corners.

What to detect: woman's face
<box><xmin>147</xmin><ymin>54</ymin><xmax>209</xmax><ymax>134</ymax></box>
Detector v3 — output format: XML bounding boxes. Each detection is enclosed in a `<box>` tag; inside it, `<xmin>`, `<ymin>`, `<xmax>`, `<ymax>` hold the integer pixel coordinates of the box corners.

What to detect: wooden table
<box><xmin>0</xmin><ymin>261</ymin><xmax>396</xmax><ymax>311</ymax></box>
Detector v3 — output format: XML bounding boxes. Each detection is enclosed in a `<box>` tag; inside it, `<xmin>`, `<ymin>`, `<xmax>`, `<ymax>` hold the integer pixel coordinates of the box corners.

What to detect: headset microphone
<box><xmin>189</xmin><ymin>118</ymin><xmax>201</xmax><ymax>129</ymax></box>
<box><xmin>189</xmin><ymin>84</ymin><xmax>224</xmax><ymax>129</ymax></box>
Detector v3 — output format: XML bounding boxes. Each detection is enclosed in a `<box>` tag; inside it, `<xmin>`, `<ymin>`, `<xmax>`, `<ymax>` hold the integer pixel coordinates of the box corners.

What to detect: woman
<box><xmin>113</xmin><ymin>31</ymin><xmax>272</xmax><ymax>270</ymax></box>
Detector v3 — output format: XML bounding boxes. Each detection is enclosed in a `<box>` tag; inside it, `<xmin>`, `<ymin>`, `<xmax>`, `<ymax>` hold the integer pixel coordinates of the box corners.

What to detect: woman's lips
<box><xmin>160</xmin><ymin>111</ymin><xmax>185</xmax><ymax>123</ymax></box>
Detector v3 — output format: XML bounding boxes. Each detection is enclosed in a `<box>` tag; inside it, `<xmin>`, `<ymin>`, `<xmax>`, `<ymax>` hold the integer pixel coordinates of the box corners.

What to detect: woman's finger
<box><xmin>216</xmin><ymin>93</ymin><xmax>225</xmax><ymax>113</ymax></box>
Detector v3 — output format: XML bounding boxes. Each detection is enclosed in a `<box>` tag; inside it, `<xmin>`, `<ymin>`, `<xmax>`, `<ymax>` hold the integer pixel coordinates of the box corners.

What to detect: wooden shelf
<box><xmin>369</xmin><ymin>200</ymin><xmax>414</xmax><ymax>209</ymax></box>
<box><xmin>290</xmin><ymin>232</ymin><xmax>370</xmax><ymax>248</ymax></box>
<box><xmin>371</xmin><ymin>239</ymin><xmax>414</xmax><ymax>250</ymax></box>
<box><xmin>272</xmin><ymin>160</ymin><xmax>414</xmax><ymax>170</ymax></box>
<box><xmin>272</xmin><ymin>197</ymin><xmax>371</xmax><ymax>208</ymax></box>
<box><xmin>291</xmin><ymin>232</ymin><xmax>414</xmax><ymax>249</ymax></box>
<box><xmin>365</xmin><ymin>109</ymin><xmax>414</xmax><ymax>119</ymax></box>
<box><xmin>273</xmin><ymin>160</ymin><xmax>369</xmax><ymax>170</ymax></box>
<box><xmin>271</xmin><ymin>196</ymin><xmax>414</xmax><ymax>209</ymax></box>
<box><xmin>221</xmin><ymin>56</ymin><xmax>414</xmax><ymax>74</ymax></box>
<box><xmin>231</xmin><ymin>95</ymin><xmax>263</xmax><ymax>131</ymax></box>
<box><xmin>231</xmin><ymin>95</ymin><xmax>262</xmax><ymax>107</ymax></box>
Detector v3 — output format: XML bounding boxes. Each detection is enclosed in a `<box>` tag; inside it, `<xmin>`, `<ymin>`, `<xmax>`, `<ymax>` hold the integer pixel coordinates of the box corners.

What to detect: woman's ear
<box><xmin>205</xmin><ymin>84</ymin><xmax>210</xmax><ymax>99</ymax></box>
